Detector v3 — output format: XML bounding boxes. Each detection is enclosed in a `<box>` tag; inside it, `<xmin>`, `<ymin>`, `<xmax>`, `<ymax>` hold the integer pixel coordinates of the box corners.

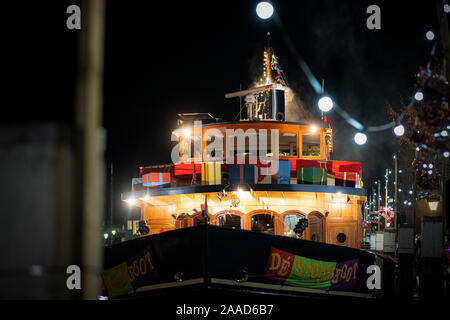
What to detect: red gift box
<box><xmin>142</xmin><ymin>172</ymin><xmax>171</xmax><ymax>186</ymax></box>
<box><xmin>330</xmin><ymin>161</ymin><xmax>362</xmax><ymax>177</ymax></box>
<box><xmin>174</xmin><ymin>163</ymin><xmax>202</xmax><ymax>177</ymax></box>
<box><xmin>335</xmin><ymin>172</ymin><xmax>358</xmax><ymax>187</ymax></box>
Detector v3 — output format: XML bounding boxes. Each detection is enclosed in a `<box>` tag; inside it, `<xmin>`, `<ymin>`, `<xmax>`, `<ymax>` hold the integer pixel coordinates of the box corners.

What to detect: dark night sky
<box><xmin>3</xmin><ymin>1</ymin><xmax>440</xmax><ymax>226</ymax></box>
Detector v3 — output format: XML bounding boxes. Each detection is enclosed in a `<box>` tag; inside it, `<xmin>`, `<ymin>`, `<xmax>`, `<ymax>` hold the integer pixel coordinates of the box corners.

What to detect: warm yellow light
<box><xmin>127</xmin><ymin>197</ymin><xmax>136</xmax><ymax>206</ymax></box>
<box><xmin>428</xmin><ymin>201</ymin><xmax>439</xmax><ymax>211</ymax></box>
<box><xmin>183</xmin><ymin>128</ymin><xmax>191</xmax><ymax>136</ymax></box>
<box><xmin>280</xmin><ymin>199</ymin><xmax>286</xmax><ymax>205</ymax></box>
<box><xmin>310</xmin><ymin>126</ymin><xmax>318</xmax><ymax>133</ymax></box>
<box><xmin>144</xmin><ymin>194</ymin><xmax>150</xmax><ymax>201</ymax></box>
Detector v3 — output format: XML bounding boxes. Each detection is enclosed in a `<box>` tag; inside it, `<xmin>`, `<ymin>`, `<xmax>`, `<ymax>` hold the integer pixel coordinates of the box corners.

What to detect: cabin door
<box><xmin>309</xmin><ymin>214</ymin><xmax>322</xmax><ymax>242</ymax></box>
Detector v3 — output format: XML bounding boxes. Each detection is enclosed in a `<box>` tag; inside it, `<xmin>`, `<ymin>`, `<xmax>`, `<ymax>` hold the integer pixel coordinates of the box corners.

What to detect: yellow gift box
<box><xmin>201</xmin><ymin>162</ymin><xmax>221</xmax><ymax>185</ymax></box>
<box><xmin>326</xmin><ymin>174</ymin><xmax>335</xmax><ymax>186</ymax></box>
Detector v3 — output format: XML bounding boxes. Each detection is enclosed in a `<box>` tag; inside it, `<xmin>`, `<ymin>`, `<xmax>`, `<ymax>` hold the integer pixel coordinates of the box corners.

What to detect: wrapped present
<box><xmin>201</xmin><ymin>162</ymin><xmax>221</xmax><ymax>185</ymax></box>
<box><xmin>229</xmin><ymin>164</ymin><xmax>258</xmax><ymax>185</ymax></box>
<box><xmin>271</xmin><ymin>160</ymin><xmax>291</xmax><ymax>184</ymax></box>
<box><xmin>326</xmin><ymin>173</ymin><xmax>335</xmax><ymax>186</ymax></box>
<box><xmin>296</xmin><ymin>159</ymin><xmax>329</xmax><ymax>170</ymax></box>
<box><xmin>329</xmin><ymin>161</ymin><xmax>362</xmax><ymax>177</ymax></box>
<box><xmin>142</xmin><ymin>172</ymin><xmax>170</xmax><ymax>187</ymax></box>
<box><xmin>338</xmin><ymin>163</ymin><xmax>362</xmax><ymax>178</ymax></box>
<box><xmin>297</xmin><ymin>167</ymin><xmax>327</xmax><ymax>184</ymax></box>
<box><xmin>259</xmin><ymin>174</ymin><xmax>272</xmax><ymax>184</ymax></box>
<box><xmin>174</xmin><ymin>162</ymin><xmax>201</xmax><ymax>178</ymax></box>
<box><xmin>335</xmin><ymin>172</ymin><xmax>359</xmax><ymax>187</ymax></box>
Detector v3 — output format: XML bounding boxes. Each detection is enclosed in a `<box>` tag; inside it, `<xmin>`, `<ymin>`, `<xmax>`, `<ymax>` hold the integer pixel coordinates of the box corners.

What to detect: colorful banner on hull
<box><xmin>102</xmin><ymin>245</ymin><xmax>159</xmax><ymax>297</ymax></box>
<box><xmin>264</xmin><ymin>247</ymin><xmax>358</xmax><ymax>291</ymax></box>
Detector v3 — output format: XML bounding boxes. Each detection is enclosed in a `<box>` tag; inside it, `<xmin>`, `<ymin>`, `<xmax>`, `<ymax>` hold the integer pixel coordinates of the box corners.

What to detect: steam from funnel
<box><xmin>284</xmin><ymin>87</ymin><xmax>314</xmax><ymax>122</ymax></box>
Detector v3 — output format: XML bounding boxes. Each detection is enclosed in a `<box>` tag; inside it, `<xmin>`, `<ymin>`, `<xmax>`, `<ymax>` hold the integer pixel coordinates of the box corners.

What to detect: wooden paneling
<box><xmin>136</xmin><ymin>189</ymin><xmax>363</xmax><ymax>248</ymax></box>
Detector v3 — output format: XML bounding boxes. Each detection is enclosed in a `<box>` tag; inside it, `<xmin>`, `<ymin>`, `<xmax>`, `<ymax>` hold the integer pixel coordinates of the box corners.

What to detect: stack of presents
<box><xmin>139</xmin><ymin>159</ymin><xmax>363</xmax><ymax>189</ymax></box>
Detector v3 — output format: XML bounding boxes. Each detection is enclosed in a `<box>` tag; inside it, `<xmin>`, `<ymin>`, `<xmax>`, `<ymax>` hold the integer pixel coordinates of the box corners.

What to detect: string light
<box><xmin>266</xmin><ymin>4</ymin><xmax>441</xmax><ymax>146</ymax></box>
<box><xmin>414</xmin><ymin>91</ymin><xmax>424</xmax><ymax>101</ymax></box>
<box><xmin>256</xmin><ymin>2</ymin><xmax>274</xmax><ymax>19</ymax></box>
<box><xmin>318</xmin><ymin>96</ymin><xmax>334</xmax><ymax>112</ymax></box>
<box><xmin>354</xmin><ymin>132</ymin><xmax>367</xmax><ymax>145</ymax></box>
<box><xmin>394</xmin><ymin>124</ymin><xmax>405</xmax><ymax>136</ymax></box>
<box><xmin>441</xmin><ymin>130</ymin><xmax>448</xmax><ymax>137</ymax></box>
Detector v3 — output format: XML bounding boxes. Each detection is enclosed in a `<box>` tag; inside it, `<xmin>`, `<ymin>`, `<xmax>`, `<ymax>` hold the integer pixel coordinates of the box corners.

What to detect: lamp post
<box><xmin>377</xmin><ymin>180</ymin><xmax>381</xmax><ymax>231</ymax></box>
<box><xmin>394</xmin><ymin>153</ymin><xmax>398</xmax><ymax>229</ymax></box>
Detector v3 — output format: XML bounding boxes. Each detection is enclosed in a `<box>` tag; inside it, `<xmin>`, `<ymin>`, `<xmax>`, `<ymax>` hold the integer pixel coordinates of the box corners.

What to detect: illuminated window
<box><xmin>302</xmin><ymin>133</ymin><xmax>320</xmax><ymax>156</ymax></box>
<box><xmin>283</xmin><ymin>214</ymin><xmax>304</xmax><ymax>237</ymax></box>
<box><xmin>279</xmin><ymin>133</ymin><xmax>297</xmax><ymax>156</ymax></box>
<box><xmin>217</xmin><ymin>214</ymin><xmax>242</xmax><ymax>229</ymax></box>
<box><xmin>251</xmin><ymin>214</ymin><xmax>275</xmax><ymax>234</ymax></box>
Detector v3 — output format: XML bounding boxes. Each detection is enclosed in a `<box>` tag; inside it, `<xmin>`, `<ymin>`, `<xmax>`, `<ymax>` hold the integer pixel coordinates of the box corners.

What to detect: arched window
<box><xmin>250</xmin><ymin>214</ymin><xmax>275</xmax><ymax>234</ymax></box>
<box><xmin>282</xmin><ymin>212</ymin><xmax>306</xmax><ymax>238</ymax></box>
<box><xmin>217</xmin><ymin>213</ymin><xmax>242</xmax><ymax>229</ymax></box>
<box><xmin>214</xmin><ymin>210</ymin><xmax>244</xmax><ymax>230</ymax></box>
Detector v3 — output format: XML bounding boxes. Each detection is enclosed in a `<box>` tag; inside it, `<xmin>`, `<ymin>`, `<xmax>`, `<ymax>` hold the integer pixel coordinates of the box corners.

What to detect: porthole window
<box><xmin>337</xmin><ymin>233</ymin><xmax>347</xmax><ymax>243</ymax></box>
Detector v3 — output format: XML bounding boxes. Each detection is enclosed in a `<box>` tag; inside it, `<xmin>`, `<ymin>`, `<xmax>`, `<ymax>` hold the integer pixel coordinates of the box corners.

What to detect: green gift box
<box><xmin>297</xmin><ymin>167</ymin><xmax>327</xmax><ymax>185</ymax></box>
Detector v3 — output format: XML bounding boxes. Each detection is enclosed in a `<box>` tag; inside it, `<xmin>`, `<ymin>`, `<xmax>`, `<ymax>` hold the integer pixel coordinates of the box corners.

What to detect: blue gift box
<box><xmin>271</xmin><ymin>160</ymin><xmax>291</xmax><ymax>184</ymax></box>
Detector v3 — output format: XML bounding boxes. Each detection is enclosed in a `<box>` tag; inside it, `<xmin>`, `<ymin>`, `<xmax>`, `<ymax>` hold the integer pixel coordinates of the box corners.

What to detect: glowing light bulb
<box><xmin>128</xmin><ymin>197</ymin><xmax>136</xmax><ymax>206</ymax></box>
<box><xmin>441</xmin><ymin>130</ymin><xmax>448</xmax><ymax>137</ymax></box>
<box><xmin>354</xmin><ymin>132</ymin><xmax>367</xmax><ymax>145</ymax></box>
<box><xmin>426</xmin><ymin>31</ymin><xmax>435</xmax><ymax>40</ymax></box>
<box><xmin>310</xmin><ymin>125</ymin><xmax>318</xmax><ymax>133</ymax></box>
<box><xmin>414</xmin><ymin>91</ymin><xmax>424</xmax><ymax>101</ymax></box>
<box><xmin>318</xmin><ymin>96</ymin><xmax>333</xmax><ymax>112</ymax></box>
<box><xmin>256</xmin><ymin>2</ymin><xmax>274</xmax><ymax>19</ymax></box>
<box><xmin>444</xmin><ymin>151</ymin><xmax>449</xmax><ymax>158</ymax></box>
<box><xmin>394</xmin><ymin>124</ymin><xmax>405</xmax><ymax>136</ymax></box>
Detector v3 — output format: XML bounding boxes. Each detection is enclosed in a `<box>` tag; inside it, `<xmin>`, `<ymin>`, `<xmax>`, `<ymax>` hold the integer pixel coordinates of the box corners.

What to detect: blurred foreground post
<box><xmin>75</xmin><ymin>0</ymin><xmax>105</xmax><ymax>299</ymax></box>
